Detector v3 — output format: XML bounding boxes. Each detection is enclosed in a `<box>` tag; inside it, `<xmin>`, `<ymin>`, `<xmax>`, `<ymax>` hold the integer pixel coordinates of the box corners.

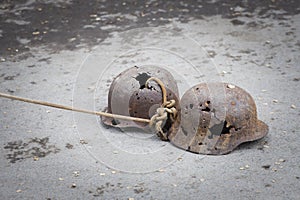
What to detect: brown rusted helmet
<box><xmin>101</xmin><ymin>66</ymin><xmax>180</xmax><ymax>134</ymax></box>
<box><xmin>168</xmin><ymin>82</ymin><xmax>268</xmax><ymax>155</ymax></box>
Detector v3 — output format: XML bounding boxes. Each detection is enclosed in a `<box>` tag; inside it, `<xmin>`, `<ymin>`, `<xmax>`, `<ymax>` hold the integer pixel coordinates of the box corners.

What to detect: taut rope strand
<box><xmin>0</xmin><ymin>92</ymin><xmax>150</xmax><ymax>123</ymax></box>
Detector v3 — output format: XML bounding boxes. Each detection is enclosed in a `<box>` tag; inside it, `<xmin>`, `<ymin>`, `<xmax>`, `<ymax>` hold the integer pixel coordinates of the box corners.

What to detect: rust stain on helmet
<box><xmin>101</xmin><ymin>66</ymin><xmax>180</xmax><ymax>135</ymax></box>
<box><xmin>168</xmin><ymin>82</ymin><xmax>268</xmax><ymax>155</ymax></box>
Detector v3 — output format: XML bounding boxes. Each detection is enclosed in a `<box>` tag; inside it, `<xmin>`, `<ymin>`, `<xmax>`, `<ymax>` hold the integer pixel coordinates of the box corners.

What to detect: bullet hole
<box><xmin>111</xmin><ymin>119</ymin><xmax>120</xmax><ymax>125</ymax></box>
<box><xmin>135</xmin><ymin>73</ymin><xmax>151</xmax><ymax>89</ymax></box>
<box><xmin>201</xmin><ymin>106</ymin><xmax>210</xmax><ymax>112</ymax></box>
<box><xmin>200</xmin><ymin>101</ymin><xmax>211</xmax><ymax>112</ymax></box>
<box><xmin>198</xmin><ymin>142</ymin><xmax>203</xmax><ymax>145</ymax></box>
<box><xmin>219</xmin><ymin>122</ymin><xmax>229</xmax><ymax>134</ymax></box>
<box><xmin>189</xmin><ymin>104</ymin><xmax>194</xmax><ymax>109</ymax></box>
<box><xmin>209</xmin><ymin>121</ymin><xmax>240</xmax><ymax>138</ymax></box>
<box><xmin>221</xmin><ymin>121</ymin><xmax>241</xmax><ymax>134</ymax></box>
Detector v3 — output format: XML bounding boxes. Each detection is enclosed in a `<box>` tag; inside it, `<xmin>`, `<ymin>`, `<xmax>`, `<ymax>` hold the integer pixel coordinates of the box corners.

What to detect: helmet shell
<box><xmin>168</xmin><ymin>82</ymin><xmax>268</xmax><ymax>155</ymax></box>
<box><xmin>101</xmin><ymin>66</ymin><xmax>180</xmax><ymax>133</ymax></box>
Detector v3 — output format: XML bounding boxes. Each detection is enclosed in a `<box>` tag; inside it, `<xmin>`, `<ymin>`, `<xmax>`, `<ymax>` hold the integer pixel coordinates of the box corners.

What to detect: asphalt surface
<box><xmin>1</xmin><ymin>0</ymin><xmax>300</xmax><ymax>199</ymax></box>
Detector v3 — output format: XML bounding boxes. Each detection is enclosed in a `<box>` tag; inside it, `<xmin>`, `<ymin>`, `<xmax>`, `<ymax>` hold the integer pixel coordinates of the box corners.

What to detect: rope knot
<box><xmin>146</xmin><ymin>77</ymin><xmax>178</xmax><ymax>141</ymax></box>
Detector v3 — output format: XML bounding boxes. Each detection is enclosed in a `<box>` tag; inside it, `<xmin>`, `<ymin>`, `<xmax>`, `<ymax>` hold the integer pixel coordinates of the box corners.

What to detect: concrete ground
<box><xmin>0</xmin><ymin>0</ymin><xmax>300</xmax><ymax>199</ymax></box>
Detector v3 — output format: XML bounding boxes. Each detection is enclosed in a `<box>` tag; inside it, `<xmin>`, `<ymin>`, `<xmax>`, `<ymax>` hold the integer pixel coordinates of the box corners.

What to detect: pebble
<box><xmin>99</xmin><ymin>173</ymin><xmax>106</xmax><ymax>176</ymax></box>
<box><xmin>80</xmin><ymin>139</ymin><xmax>88</xmax><ymax>144</ymax></box>
<box><xmin>240</xmin><ymin>165</ymin><xmax>250</xmax><ymax>170</ymax></box>
<box><xmin>272</xmin><ymin>99</ymin><xmax>278</xmax><ymax>103</ymax></box>
<box><xmin>291</xmin><ymin>104</ymin><xmax>296</xmax><ymax>109</ymax></box>
<box><xmin>68</xmin><ymin>37</ymin><xmax>76</xmax><ymax>42</ymax></box>
<box><xmin>32</xmin><ymin>31</ymin><xmax>40</xmax><ymax>35</ymax></box>
<box><xmin>227</xmin><ymin>84</ymin><xmax>235</xmax><ymax>89</ymax></box>
<box><xmin>272</xmin><ymin>168</ymin><xmax>277</xmax><ymax>172</ymax></box>
<box><xmin>58</xmin><ymin>177</ymin><xmax>64</xmax><ymax>181</ymax></box>
<box><xmin>16</xmin><ymin>189</ymin><xmax>22</xmax><ymax>193</ymax></box>
<box><xmin>71</xmin><ymin>183</ymin><xmax>76</xmax><ymax>188</ymax></box>
<box><xmin>33</xmin><ymin>156</ymin><xmax>39</xmax><ymax>161</ymax></box>
<box><xmin>73</xmin><ymin>171</ymin><xmax>80</xmax><ymax>177</ymax></box>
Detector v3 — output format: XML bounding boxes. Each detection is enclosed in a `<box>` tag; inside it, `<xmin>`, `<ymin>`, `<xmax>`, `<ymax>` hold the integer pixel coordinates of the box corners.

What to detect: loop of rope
<box><xmin>146</xmin><ymin>77</ymin><xmax>168</xmax><ymax>105</ymax></box>
<box><xmin>146</xmin><ymin>77</ymin><xmax>177</xmax><ymax>140</ymax></box>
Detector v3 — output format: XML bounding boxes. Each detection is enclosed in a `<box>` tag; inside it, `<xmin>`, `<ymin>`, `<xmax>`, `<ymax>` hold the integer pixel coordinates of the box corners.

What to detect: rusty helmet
<box><xmin>101</xmin><ymin>66</ymin><xmax>180</xmax><ymax>134</ymax></box>
<box><xmin>168</xmin><ymin>82</ymin><xmax>268</xmax><ymax>155</ymax></box>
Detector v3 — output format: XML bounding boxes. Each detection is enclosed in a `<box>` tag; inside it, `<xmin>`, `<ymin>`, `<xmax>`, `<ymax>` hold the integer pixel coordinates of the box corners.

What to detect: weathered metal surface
<box><xmin>168</xmin><ymin>82</ymin><xmax>268</xmax><ymax>155</ymax></box>
<box><xmin>101</xmin><ymin>66</ymin><xmax>180</xmax><ymax>134</ymax></box>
